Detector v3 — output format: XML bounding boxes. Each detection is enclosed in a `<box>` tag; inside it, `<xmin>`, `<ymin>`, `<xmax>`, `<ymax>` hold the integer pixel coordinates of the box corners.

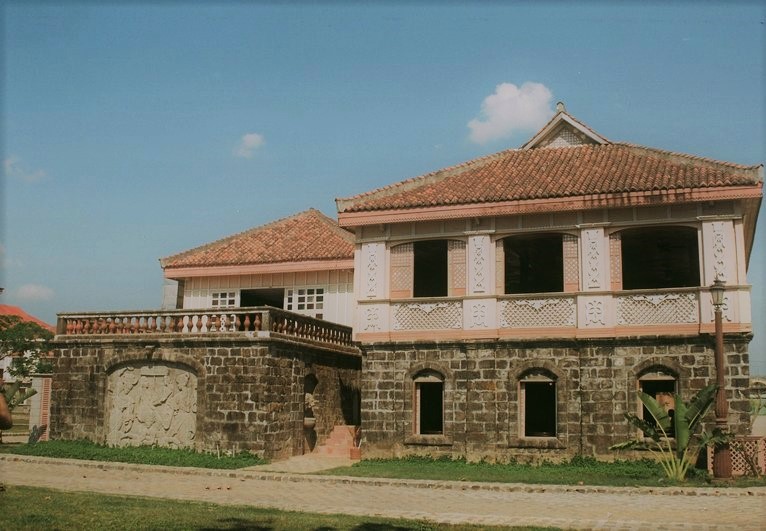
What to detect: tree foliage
<box><xmin>0</xmin><ymin>315</ymin><xmax>54</xmax><ymax>378</ymax></box>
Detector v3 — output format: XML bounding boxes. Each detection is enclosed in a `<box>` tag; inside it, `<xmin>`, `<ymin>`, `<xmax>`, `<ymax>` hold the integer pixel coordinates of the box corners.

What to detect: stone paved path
<box><xmin>2</xmin><ymin>455</ymin><xmax>765</xmax><ymax>530</ymax></box>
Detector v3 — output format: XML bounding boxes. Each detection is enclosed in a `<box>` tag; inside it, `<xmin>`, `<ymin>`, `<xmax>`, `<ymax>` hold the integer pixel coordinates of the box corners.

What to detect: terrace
<box><xmin>57</xmin><ymin>306</ymin><xmax>355</xmax><ymax>352</ymax></box>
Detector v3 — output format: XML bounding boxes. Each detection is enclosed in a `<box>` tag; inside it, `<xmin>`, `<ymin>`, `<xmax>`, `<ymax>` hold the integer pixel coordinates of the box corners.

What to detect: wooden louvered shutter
<box><xmin>448</xmin><ymin>240</ymin><xmax>466</xmax><ymax>297</ymax></box>
<box><xmin>609</xmin><ymin>232</ymin><xmax>622</xmax><ymax>291</ymax></box>
<box><xmin>390</xmin><ymin>243</ymin><xmax>414</xmax><ymax>298</ymax></box>
<box><xmin>563</xmin><ymin>234</ymin><xmax>580</xmax><ymax>292</ymax></box>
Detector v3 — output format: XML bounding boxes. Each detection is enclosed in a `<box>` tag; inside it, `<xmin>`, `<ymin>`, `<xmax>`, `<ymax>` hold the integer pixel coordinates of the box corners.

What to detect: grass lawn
<box><xmin>1</xmin><ymin>439</ymin><xmax>266</xmax><ymax>469</ymax></box>
<box><xmin>325</xmin><ymin>455</ymin><xmax>766</xmax><ymax>488</ymax></box>
<box><xmin>0</xmin><ymin>485</ymin><xmax>555</xmax><ymax>531</ymax></box>
<box><xmin>4</xmin><ymin>440</ymin><xmax>765</xmax><ymax>487</ymax></box>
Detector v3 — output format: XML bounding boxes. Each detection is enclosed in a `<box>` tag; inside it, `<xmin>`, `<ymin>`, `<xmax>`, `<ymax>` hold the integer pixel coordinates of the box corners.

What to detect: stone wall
<box><xmin>50</xmin><ymin>336</ymin><xmax>361</xmax><ymax>460</ymax></box>
<box><xmin>361</xmin><ymin>334</ymin><xmax>751</xmax><ymax>462</ymax></box>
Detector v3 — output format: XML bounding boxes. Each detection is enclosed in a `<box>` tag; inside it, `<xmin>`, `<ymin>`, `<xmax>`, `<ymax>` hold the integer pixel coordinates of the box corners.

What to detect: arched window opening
<box><xmin>638</xmin><ymin>369</ymin><xmax>677</xmax><ymax>437</ymax></box>
<box><xmin>621</xmin><ymin>227</ymin><xmax>700</xmax><ymax>290</ymax></box>
<box><xmin>504</xmin><ymin>234</ymin><xmax>563</xmax><ymax>294</ymax></box>
<box><xmin>414</xmin><ymin>370</ymin><xmax>444</xmax><ymax>435</ymax></box>
<box><xmin>520</xmin><ymin>370</ymin><xmax>557</xmax><ymax>437</ymax></box>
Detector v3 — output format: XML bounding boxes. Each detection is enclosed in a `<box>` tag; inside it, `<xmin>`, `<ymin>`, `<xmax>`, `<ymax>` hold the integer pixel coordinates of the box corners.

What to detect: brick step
<box><xmin>313</xmin><ymin>425</ymin><xmax>360</xmax><ymax>460</ymax></box>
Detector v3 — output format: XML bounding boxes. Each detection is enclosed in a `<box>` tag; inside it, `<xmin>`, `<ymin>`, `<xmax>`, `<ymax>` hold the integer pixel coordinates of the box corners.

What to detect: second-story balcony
<box><xmin>356</xmin><ymin>285</ymin><xmax>752</xmax><ymax>342</ymax></box>
<box><xmin>57</xmin><ymin>306</ymin><xmax>356</xmax><ymax>353</ymax></box>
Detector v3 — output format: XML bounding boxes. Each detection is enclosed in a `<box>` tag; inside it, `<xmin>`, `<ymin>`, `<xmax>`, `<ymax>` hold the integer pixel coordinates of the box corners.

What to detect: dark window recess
<box><xmin>504</xmin><ymin>234</ymin><xmax>563</xmax><ymax>294</ymax></box>
<box><xmin>640</xmin><ymin>379</ymin><xmax>676</xmax><ymax>437</ymax></box>
<box><xmin>524</xmin><ymin>381</ymin><xmax>556</xmax><ymax>437</ymax></box>
<box><xmin>621</xmin><ymin>227</ymin><xmax>700</xmax><ymax>289</ymax></box>
<box><xmin>418</xmin><ymin>382</ymin><xmax>444</xmax><ymax>435</ymax></box>
<box><xmin>240</xmin><ymin>288</ymin><xmax>285</xmax><ymax>308</ymax></box>
<box><xmin>414</xmin><ymin>240</ymin><xmax>448</xmax><ymax>297</ymax></box>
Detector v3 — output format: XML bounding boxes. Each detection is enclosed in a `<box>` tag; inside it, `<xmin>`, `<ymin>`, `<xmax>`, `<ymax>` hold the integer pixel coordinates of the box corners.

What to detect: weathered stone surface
<box><xmin>50</xmin><ymin>336</ymin><xmax>361</xmax><ymax>460</ymax></box>
<box><xmin>360</xmin><ymin>334</ymin><xmax>752</xmax><ymax>462</ymax></box>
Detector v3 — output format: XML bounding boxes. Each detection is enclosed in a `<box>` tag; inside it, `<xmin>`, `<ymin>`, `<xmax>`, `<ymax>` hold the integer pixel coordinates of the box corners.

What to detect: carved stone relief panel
<box><xmin>464</xmin><ymin>298</ymin><xmax>495</xmax><ymax>329</ymax></box>
<box><xmin>578</xmin><ymin>295</ymin><xmax>611</xmax><ymax>328</ymax></box>
<box><xmin>106</xmin><ymin>362</ymin><xmax>197</xmax><ymax>449</ymax></box>
<box><xmin>468</xmin><ymin>235</ymin><xmax>490</xmax><ymax>295</ymax></box>
<box><xmin>702</xmin><ymin>220</ymin><xmax>736</xmax><ymax>285</ymax></box>
<box><xmin>360</xmin><ymin>303</ymin><xmax>389</xmax><ymax>332</ymax></box>
<box><xmin>580</xmin><ymin>227</ymin><xmax>605</xmax><ymax>290</ymax></box>
<box><xmin>362</xmin><ymin>242</ymin><xmax>385</xmax><ymax>299</ymax></box>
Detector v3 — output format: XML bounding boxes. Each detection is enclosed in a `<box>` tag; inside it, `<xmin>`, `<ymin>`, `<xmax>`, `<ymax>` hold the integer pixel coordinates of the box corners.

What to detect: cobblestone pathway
<box><xmin>2</xmin><ymin>455</ymin><xmax>765</xmax><ymax>530</ymax></box>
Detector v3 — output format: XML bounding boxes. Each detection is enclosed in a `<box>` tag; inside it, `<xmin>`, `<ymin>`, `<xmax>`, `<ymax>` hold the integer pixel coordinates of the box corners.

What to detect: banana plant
<box><xmin>610</xmin><ymin>384</ymin><xmax>730</xmax><ymax>481</ymax></box>
<box><xmin>1</xmin><ymin>381</ymin><xmax>37</xmax><ymax>411</ymax></box>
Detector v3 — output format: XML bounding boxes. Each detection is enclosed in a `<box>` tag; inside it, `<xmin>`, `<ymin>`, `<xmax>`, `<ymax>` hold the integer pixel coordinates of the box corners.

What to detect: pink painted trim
<box><xmin>356</xmin><ymin>322</ymin><xmax>752</xmax><ymax>342</ymax></box>
<box><xmin>164</xmin><ymin>259</ymin><xmax>355</xmax><ymax>279</ymax></box>
<box><xmin>338</xmin><ymin>185</ymin><xmax>763</xmax><ymax>227</ymax></box>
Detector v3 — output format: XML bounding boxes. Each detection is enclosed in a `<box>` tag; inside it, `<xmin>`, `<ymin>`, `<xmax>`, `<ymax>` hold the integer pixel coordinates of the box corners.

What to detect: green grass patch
<box><xmin>5</xmin><ymin>439</ymin><xmax>266</xmax><ymax>469</ymax></box>
<box><xmin>0</xmin><ymin>485</ymin><xmax>554</xmax><ymax>531</ymax></box>
<box><xmin>326</xmin><ymin>455</ymin><xmax>766</xmax><ymax>487</ymax></box>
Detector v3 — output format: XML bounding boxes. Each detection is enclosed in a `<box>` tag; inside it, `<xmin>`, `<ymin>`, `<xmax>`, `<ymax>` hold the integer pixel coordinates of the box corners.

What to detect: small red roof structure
<box><xmin>161</xmin><ymin>208</ymin><xmax>355</xmax><ymax>274</ymax></box>
<box><xmin>0</xmin><ymin>304</ymin><xmax>56</xmax><ymax>333</ymax></box>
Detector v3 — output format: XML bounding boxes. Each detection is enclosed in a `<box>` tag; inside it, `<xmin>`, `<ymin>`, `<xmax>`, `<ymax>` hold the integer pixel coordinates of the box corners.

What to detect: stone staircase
<box><xmin>315</xmin><ymin>425</ymin><xmax>360</xmax><ymax>460</ymax></box>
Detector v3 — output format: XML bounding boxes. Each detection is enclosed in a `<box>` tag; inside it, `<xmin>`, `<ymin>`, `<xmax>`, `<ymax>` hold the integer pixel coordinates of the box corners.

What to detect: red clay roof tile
<box><xmin>161</xmin><ymin>209</ymin><xmax>354</xmax><ymax>269</ymax></box>
<box><xmin>0</xmin><ymin>304</ymin><xmax>55</xmax><ymax>332</ymax></box>
<box><xmin>336</xmin><ymin>143</ymin><xmax>762</xmax><ymax>213</ymax></box>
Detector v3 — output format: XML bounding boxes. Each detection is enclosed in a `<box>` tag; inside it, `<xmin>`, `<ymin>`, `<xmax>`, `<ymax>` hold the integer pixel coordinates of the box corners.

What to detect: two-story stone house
<box><xmin>52</xmin><ymin>105</ymin><xmax>762</xmax><ymax>462</ymax></box>
<box><xmin>335</xmin><ymin>105</ymin><xmax>762</xmax><ymax>459</ymax></box>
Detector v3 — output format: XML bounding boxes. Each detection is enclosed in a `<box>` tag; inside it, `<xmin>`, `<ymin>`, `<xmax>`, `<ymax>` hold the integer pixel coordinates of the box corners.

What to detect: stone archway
<box><xmin>105</xmin><ymin>362</ymin><xmax>197</xmax><ymax>448</ymax></box>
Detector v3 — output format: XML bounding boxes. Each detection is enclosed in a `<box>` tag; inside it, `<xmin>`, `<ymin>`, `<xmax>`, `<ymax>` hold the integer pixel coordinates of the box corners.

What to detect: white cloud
<box><xmin>467</xmin><ymin>82</ymin><xmax>555</xmax><ymax>144</ymax></box>
<box><xmin>234</xmin><ymin>133</ymin><xmax>265</xmax><ymax>158</ymax></box>
<box><xmin>16</xmin><ymin>284</ymin><xmax>55</xmax><ymax>302</ymax></box>
<box><xmin>3</xmin><ymin>155</ymin><xmax>46</xmax><ymax>182</ymax></box>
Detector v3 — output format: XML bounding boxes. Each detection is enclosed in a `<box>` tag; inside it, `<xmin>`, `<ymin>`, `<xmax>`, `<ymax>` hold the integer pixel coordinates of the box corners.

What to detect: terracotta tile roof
<box><xmin>336</xmin><ymin>143</ymin><xmax>762</xmax><ymax>214</ymax></box>
<box><xmin>161</xmin><ymin>209</ymin><xmax>354</xmax><ymax>269</ymax></box>
<box><xmin>0</xmin><ymin>304</ymin><xmax>55</xmax><ymax>332</ymax></box>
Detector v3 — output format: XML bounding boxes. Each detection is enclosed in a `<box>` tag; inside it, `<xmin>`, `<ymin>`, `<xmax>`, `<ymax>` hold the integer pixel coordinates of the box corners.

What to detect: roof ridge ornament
<box><xmin>556</xmin><ymin>101</ymin><xmax>566</xmax><ymax>113</ymax></box>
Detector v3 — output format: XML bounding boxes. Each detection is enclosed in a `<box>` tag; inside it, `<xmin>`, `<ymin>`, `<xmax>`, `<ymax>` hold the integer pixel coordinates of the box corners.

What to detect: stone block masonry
<box><xmin>50</xmin><ymin>335</ymin><xmax>361</xmax><ymax>460</ymax></box>
<box><xmin>361</xmin><ymin>334</ymin><xmax>752</xmax><ymax>462</ymax></box>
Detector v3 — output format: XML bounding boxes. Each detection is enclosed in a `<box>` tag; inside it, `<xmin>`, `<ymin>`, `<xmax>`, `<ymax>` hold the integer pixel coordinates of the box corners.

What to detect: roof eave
<box><xmin>337</xmin><ymin>184</ymin><xmax>763</xmax><ymax>228</ymax></box>
<box><xmin>163</xmin><ymin>258</ymin><xmax>356</xmax><ymax>279</ymax></box>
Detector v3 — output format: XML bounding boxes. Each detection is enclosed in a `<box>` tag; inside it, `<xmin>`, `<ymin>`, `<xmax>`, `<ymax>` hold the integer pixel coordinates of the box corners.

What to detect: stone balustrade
<box><xmin>57</xmin><ymin>307</ymin><xmax>354</xmax><ymax>348</ymax></box>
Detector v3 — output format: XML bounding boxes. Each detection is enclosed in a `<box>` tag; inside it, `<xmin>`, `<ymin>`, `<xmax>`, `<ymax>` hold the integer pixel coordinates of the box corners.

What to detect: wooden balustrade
<box><xmin>57</xmin><ymin>307</ymin><xmax>353</xmax><ymax>348</ymax></box>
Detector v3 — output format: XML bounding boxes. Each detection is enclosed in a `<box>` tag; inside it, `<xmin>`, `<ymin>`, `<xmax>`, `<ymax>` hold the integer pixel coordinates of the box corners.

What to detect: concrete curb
<box><xmin>3</xmin><ymin>454</ymin><xmax>765</xmax><ymax>498</ymax></box>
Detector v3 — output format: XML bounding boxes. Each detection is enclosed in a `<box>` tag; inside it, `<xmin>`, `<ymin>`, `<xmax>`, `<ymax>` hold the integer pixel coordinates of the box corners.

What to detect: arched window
<box><xmin>503</xmin><ymin>234</ymin><xmax>564</xmax><ymax>294</ymax></box>
<box><xmin>638</xmin><ymin>368</ymin><xmax>677</xmax><ymax>437</ymax></box>
<box><xmin>519</xmin><ymin>369</ymin><xmax>557</xmax><ymax>437</ymax></box>
<box><xmin>413</xmin><ymin>370</ymin><xmax>444</xmax><ymax>435</ymax></box>
<box><xmin>621</xmin><ymin>226</ymin><xmax>700</xmax><ymax>290</ymax></box>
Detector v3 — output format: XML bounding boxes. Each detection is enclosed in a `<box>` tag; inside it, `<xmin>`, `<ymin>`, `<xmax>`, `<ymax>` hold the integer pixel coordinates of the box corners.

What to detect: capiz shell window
<box><xmin>211</xmin><ymin>292</ymin><xmax>236</xmax><ymax>308</ymax></box>
<box><xmin>286</xmin><ymin>288</ymin><xmax>324</xmax><ymax>319</ymax></box>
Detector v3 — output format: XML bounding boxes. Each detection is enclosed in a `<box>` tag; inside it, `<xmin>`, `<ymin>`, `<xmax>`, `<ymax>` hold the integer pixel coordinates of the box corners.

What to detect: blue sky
<box><xmin>2</xmin><ymin>2</ymin><xmax>765</xmax><ymax>372</ymax></box>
